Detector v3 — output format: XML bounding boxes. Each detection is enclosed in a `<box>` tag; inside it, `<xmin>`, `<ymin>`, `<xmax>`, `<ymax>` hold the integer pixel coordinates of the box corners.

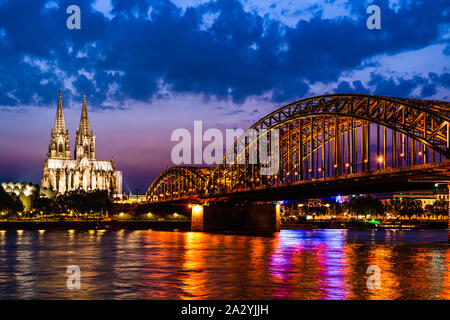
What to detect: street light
<box><xmin>324</xmin><ymin>203</ymin><xmax>331</xmax><ymax>218</ymax></box>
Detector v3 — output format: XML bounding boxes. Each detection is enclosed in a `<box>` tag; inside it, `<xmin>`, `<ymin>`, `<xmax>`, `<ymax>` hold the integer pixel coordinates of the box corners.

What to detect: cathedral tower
<box><xmin>75</xmin><ymin>93</ymin><xmax>96</xmax><ymax>160</ymax></box>
<box><xmin>42</xmin><ymin>91</ymin><xmax>122</xmax><ymax>195</ymax></box>
<box><xmin>47</xmin><ymin>91</ymin><xmax>71</xmax><ymax>159</ymax></box>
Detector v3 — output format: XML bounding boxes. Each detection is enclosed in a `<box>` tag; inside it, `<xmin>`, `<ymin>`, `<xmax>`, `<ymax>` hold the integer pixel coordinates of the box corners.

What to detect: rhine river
<box><xmin>0</xmin><ymin>229</ymin><xmax>449</xmax><ymax>299</ymax></box>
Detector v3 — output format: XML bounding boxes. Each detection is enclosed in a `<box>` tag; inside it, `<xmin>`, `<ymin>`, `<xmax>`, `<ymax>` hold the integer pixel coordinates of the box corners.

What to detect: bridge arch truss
<box><xmin>147</xmin><ymin>94</ymin><xmax>450</xmax><ymax>201</ymax></box>
<box><xmin>207</xmin><ymin>94</ymin><xmax>450</xmax><ymax>194</ymax></box>
<box><xmin>146</xmin><ymin>166</ymin><xmax>212</xmax><ymax>201</ymax></box>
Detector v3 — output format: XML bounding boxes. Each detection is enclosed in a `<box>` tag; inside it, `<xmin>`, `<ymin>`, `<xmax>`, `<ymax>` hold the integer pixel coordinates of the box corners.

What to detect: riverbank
<box><xmin>0</xmin><ymin>220</ymin><xmax>191</xmax><ymax>231</ymax></box>
<box><xmin>0</xmin><ymin>219</ymin><xmax>447</xmax><ymax>231</ymax></box>
<box><xmin>282</xmin><ymin>220</ymin><xmax>448</xmax><ymax>230</ymax></box>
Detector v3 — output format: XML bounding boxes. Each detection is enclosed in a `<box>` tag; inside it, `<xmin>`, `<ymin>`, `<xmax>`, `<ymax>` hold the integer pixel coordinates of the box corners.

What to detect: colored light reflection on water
<box><xmin>0</xmin><ymin>229</ymin><xmax>449</xmax><ymax>299</ymax></box>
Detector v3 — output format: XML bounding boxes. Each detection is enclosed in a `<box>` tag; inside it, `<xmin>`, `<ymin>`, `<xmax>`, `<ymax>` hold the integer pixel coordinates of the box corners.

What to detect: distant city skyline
<box><xmin>0</xmin><ymin>0</ymin><xmax>448</xmax><ymax>192</ymax></box>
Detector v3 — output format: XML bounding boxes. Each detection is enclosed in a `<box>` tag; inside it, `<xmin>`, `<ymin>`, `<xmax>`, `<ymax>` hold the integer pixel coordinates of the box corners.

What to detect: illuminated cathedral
<box><xmin>41</xmin><ymin>92</ymin><xmax>122</xmax><ymax>195</ymax></box>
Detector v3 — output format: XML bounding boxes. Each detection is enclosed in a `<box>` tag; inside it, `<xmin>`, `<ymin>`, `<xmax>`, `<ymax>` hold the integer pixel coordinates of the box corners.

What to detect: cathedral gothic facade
<box><xmin>41</xmin><ymin>92</ymin><xmax>122</xmax><ymax>195</ymax></box>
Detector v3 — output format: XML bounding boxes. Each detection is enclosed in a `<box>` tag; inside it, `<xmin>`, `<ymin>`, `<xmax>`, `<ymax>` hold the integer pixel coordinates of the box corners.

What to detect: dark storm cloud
<box><xmin>421</xmin><ymin>83</ymin><xmax>437</xmax><ymax>97</ymax></box>
<box><xmin>336</xmin><ymin>71</ymin><xmax>450</xmax><ymax>100</ymax></box>
<box><xmin>369</xmin><ymin>73</ymin><xmax>427</xmax><ymax>97</ymax></box>
<box><xmin>367</xmin><ymin>72</ymin><xmax>450</xmax><ymax>99</ymax></box>
<box><xmin>336</xmin><ymin>80</ymin><xmax>370</xmax><ymax>94</ymax></box>
<box><xmin>0</xmin><ymin>0</ymin><xmax>448</xmax><ymax>108</ymax></box>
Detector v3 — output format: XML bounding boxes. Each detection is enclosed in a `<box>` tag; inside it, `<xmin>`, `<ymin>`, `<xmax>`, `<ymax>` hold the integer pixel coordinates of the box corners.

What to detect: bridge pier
<box><xmin>191</xmin><ymin>203</ymin><xmax>280</xmax><ymax>233</ymax></box>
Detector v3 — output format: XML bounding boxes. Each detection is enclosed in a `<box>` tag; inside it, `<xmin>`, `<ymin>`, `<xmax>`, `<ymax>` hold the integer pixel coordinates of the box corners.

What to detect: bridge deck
<box><xmin>148</xmin><ymin>160</ymin><xmax>450</xmax><ymax>204</ymax></box>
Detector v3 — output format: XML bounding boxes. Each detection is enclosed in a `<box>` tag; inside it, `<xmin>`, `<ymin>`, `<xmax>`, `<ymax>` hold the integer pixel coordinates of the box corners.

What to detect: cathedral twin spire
<box><xmin>75</xmin><ymin>92</ymin><xmax>96</xmax><ymax>160</ymax></box>
<box><xmin>47</xmin><ymin>91</ymin><xmax>71</xmax><ymax>159</ymax></box>
<box><xmin>54</xmin><ymin>91</ymin><xmax>67</xmax><ymax>133</ymax></box>
<box><xmin>79</xmin><ymin>93</ymin><xmax>91</xmax><ymax>135</ymax></box>
<box><xmin>42</xmin><ymin>92</ymin><xmax>122</xmax><ymax>195</ymax></box>
<box><xmin>47</xmin><ymin>91</ymin><xmax>96</xmax><ymax>161</ymax></box>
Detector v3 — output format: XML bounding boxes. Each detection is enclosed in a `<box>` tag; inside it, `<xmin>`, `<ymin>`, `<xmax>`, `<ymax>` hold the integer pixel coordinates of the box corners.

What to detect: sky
<box><xmin>0</xmin><ymin>0</ymin><xmax>449</xmax><ymax>193</ymax></box>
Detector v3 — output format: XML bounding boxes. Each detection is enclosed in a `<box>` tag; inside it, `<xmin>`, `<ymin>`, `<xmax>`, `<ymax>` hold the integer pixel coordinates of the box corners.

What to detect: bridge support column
<box><xmin>191</xmin><ymin>205</ymin><xmax>204</xmax><ymax>232</ymax></box>
<box><xmin>448</xmin><ymin>185</ymin><xmax>450</xmax><ymax>242</ymax></box>
<box><xmin>190</xmin><ymin>203</ymin><xmax>280</xmax><ymax>233</ymax></box>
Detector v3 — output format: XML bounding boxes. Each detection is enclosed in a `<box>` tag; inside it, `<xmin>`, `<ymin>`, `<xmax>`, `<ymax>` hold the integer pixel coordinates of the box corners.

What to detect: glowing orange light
<box><xmin>192</xmin><ymin>205</ymin><xmax>203</xmax><ymax>215</ymax></box>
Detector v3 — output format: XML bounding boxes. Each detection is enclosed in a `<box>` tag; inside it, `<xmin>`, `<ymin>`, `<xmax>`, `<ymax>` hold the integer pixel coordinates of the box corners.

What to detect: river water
<box><xmin>0</xmin><ymin>229</ymin><xmax>449</xmax><ymax>300</ymax></box>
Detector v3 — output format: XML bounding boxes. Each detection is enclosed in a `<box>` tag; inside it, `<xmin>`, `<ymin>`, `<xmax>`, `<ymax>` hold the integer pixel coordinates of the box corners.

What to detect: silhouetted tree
<box><xmin>399</xmin><ymin>198</ymin><xmax>423</xmax><ymax>217</ymax></box>
<box><xmin>387</xmin><ymin>198</ymin><xmax>423</xmax><ymax>217</ymax></box>
<box><xmin>424</xmin><ymin>203</ymin><xmax>434</xmax><ymax>217</ymax></box>
<box><xmin>430</xmin><ymin>199</ymin><xmax>448</xmax><ymax>216</ymax></box>
<box><xmin>348</xmin><ymin>196</ymin><xmax>384</xmax><ymax>217</ymax></box>
<box><xmin>387</xmin><ymin>198</ymin><xmax>402</xmax><ymax>215</ymax></box>
<box><xmin>32</xmin><ymin>197</ymin><xmax>59</xmax><ymax>216</ymax></box>
<box><xmin>57</xmin><ymin>190</ymin><xmax>113</xmax><ymax>216</ymax></box>
<box><xmin>0</xmin><ymin>186</ymin><xmax>24</xmax><ymax>216</ymax></box>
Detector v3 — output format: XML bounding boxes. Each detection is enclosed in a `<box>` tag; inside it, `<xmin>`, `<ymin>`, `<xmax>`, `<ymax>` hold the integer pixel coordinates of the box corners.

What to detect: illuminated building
<box><xmin>1</xmin><ymin>182</ymin><xmax>37</xmax><ymax>211</ymax></box>
<box><xmin>41</xmin><ymin>92</ymin><xmax>122</xmax><ymax>195</ymax></box>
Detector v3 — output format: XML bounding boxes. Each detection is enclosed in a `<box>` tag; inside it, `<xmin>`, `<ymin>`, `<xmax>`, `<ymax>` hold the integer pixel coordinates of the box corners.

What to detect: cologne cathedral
<box><xmin>41</xmin><ymin>92</ymin><xmax>122</xmax><ymax>195</ymax></box>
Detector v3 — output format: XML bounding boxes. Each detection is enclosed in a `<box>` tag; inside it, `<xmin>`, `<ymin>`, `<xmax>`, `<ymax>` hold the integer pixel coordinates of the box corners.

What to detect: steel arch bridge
<box><xmin>147</xmin><ymin>94</ymin><xmax>450</xmax><ymax>202</ymax></box>
<box><xmin>147</xmin><ymin>166</ymin><xmax>212</xmax><ymax>202</ymax></box>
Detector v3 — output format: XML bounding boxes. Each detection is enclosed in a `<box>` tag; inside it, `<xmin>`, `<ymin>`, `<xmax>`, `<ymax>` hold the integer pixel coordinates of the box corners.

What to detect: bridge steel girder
<box><xmin>204</xmin><ymin>161</ymin><xmax>450</xmax><ymax>202</ymax></box>
<box><xmin>146</xmin><ymin>166</ymin><xmax>212</xmax><ymax>202</ymax></box>
<box><xmin>207</xmin><ymin>94</ymin><xmax>450</xmax><ymax>195</ymax></box>
<box><xmin>146</xmin><ymin>94</ymin><xmax>450</xmax><ymax>202</ymax></box>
